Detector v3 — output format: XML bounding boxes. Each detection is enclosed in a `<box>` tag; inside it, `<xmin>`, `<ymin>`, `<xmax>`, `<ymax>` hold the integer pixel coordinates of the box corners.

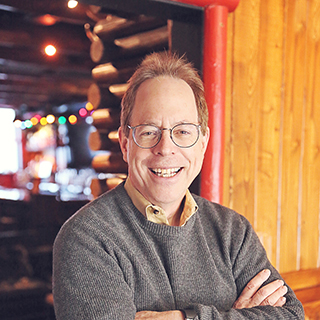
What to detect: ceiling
<box><xmin>0</xmin><ymin>0</ymin><xmax>99</xmax><ymax>116</ymax></box>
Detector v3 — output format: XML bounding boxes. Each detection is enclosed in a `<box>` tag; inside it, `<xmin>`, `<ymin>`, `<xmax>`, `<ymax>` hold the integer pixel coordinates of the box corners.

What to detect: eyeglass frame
<box><xmin>127</xmin><ymin>123</ymin><xmax>201</xmax><ymax>149</ymax></box>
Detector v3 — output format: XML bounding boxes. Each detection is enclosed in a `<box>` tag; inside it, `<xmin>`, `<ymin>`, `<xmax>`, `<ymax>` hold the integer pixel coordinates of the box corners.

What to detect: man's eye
<box><xmin>175</xmin><ymin>130</ymin><xmax>190</xmax><ymax>135</ymax></box>
<box><xmin>140</xmin><ymin>130</ymin><xmax>157</xmax><ymax>137</ymax></box>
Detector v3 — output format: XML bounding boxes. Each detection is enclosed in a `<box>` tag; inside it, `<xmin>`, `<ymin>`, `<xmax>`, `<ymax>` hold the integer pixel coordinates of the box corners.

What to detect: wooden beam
<box><xmin>0</xmin><ymin>0</ymin><xmax>91</xmax><ymax>25</ymax></box>
<box><xmin>79</xmin><ymin>0</ymin><xmax>203</xmax><ymax>23</ymax></box>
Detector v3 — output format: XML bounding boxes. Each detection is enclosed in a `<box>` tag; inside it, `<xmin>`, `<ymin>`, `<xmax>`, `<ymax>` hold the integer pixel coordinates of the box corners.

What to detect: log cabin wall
<box><xmin>85</xmin><ymin>9</ymin><xmax>171</xmax><ymax>197</ymax></box>
<box><xmin>223</xmin><ymin>0</ymin><xmax>320</xmax><ymax>273</ymax></box>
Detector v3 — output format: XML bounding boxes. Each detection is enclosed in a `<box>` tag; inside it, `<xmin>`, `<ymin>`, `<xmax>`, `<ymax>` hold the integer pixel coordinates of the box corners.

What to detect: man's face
<box><xmin>119</xmin><ymin>76</ymin><xmax>209</xmax><ymax>212</ymax></box>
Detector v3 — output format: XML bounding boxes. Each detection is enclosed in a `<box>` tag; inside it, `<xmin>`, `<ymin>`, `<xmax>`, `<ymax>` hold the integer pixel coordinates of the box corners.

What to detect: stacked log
<box><xmin>86</xmin><ymin>8</ymin><xmax>169</xmax><ymax>197</ymax></box>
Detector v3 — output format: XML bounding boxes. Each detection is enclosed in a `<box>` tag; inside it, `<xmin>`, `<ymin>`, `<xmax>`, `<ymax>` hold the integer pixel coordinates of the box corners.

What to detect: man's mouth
<box><xmin>150</xmin><ymin>167</ymin><xmax>182</xmax><ymax>178</ymax></box>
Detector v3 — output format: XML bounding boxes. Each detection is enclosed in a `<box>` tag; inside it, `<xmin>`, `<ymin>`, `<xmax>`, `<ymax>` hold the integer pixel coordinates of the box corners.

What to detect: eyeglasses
<box><xmin>127</xmin><ymin>123</ymin><xmax>201</xmax><ymax>149</ymax></box>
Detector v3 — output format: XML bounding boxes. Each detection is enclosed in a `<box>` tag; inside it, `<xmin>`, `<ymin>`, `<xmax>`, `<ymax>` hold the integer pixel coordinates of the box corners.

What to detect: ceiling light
<box><xmin>35</xmin><ymin>14</ymin><xmax>58</xmax><ymax>26</ymax></box>
<box><xmin>44</xmin><ymin>45</ymin><xmax>57</xmax><ymax>57</ymax></box>
<box><xmin>68</xmin><ymin>0</ymin><xmax>78</xmax><ymax>9</ymax></box>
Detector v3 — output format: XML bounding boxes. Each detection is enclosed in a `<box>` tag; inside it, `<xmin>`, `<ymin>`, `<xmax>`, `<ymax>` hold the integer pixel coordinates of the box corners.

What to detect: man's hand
<box><xmin>233</xmin><ymin>269</ymin><xmax>288</xmax><ymax>309</ymax></box>
<box><xmin>135</xmin><ymin>310</ymin><xmax>185</xmax><ymax>320</ymax></box>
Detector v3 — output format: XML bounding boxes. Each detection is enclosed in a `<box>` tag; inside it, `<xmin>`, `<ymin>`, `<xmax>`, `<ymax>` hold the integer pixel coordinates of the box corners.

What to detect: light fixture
<box><xmin>44</xmin><ymin>45</ymin><xmax>57</xmax><ymax>57</ymax></box>
<box><xmin>68</xmin><ymin>0</ymin><xmax>78</xmax><ymax>9</ymax></box>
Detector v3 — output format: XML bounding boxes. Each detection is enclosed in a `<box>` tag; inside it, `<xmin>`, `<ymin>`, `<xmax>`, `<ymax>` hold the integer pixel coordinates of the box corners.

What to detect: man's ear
<box><xmin>118</xmin><ymin>127</ymin><xmax>128</xmax><ymax>163</ymax></box>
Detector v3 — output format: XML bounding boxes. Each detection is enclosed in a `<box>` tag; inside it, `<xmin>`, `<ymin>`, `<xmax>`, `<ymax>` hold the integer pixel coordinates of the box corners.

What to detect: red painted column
<box><xmin>200</xmin><ymin>4</ymin><xmax>228</xmax><ymax>203</ymax></box>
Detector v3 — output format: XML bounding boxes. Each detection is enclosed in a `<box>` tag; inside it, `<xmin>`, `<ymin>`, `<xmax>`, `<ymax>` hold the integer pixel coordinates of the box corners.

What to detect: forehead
<box><xmin>131</xmin><ymin>76</ymin><xmax>198</xmax><ymax>124</ymax></box>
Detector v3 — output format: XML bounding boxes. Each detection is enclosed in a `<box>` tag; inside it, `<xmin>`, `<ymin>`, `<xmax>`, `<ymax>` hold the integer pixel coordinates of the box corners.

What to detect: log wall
<box><xmin>224</xmin><ymin>0</ymin><xmax>320</xmax><ymax>272</ymax></box>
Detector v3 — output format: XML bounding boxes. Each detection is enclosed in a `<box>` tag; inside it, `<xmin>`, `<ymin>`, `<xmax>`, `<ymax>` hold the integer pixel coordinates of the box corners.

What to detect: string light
<box><xmin>85</xmin><ymin>102</ymin><xmax>94</xmax><ymax>111</ymax></box>
<box><xmin>85</xmin><ymin>116</ymin><xmax>93</xmax><ymax>125</ymax></box>
<box><xmin>68</xmin><ymin>115</ymin><xmax>77</xmax><ymax>125</ymax></box>
<box><xmin>40</xmin><ymin>117</ymin><xmax>48</xmax><ymax>126</ymax></box>
<box><xmin>79</xmin><ymin>108</ymin><xmax>87</xmax><ymax>117</ymax></box>
<box><xmin>14</xmin><ymin>120</ymin><xmax>22</xmax><ymax>128</ymax></box>
<box><xmin>46</xmin><ymin>114</ymin><xmax>55</xmax><ymax>124</ymax></box>
<box><xmin>25</xmin><ymin>120</ymin><xmax>33</xmax><ymax>129</ymax></box>
<box><xmin>13</xmin><ymin>106</ymin><xmax>91</xmax><ymax>129</ymax></box>
<box><xmin>58</xmin><ymin>116</ymin><xmax>67</xmax><ymax>125</ymax></box>
<box><xmin>31</xmin><ymin>116</ymin><xmax>39</xmax><ymax>126</ymax></box>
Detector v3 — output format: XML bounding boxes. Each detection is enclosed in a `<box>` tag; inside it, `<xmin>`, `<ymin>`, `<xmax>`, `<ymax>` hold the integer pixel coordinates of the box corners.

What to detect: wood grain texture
<box><xmin>278</xmin><ymin>0</ymin><xmax>307</xmax><ymax>272</ymax></box>
<box><xmin>254</xmin><ymin>0</ymin><xmax>283</xmax><ymax>266</ymax></box>
<box><xmin>300</xmin><ymin>0</ymin><xmax>320</xmax><ymax>270</ymax></box>
<box><xmin>224</xmin><ymin>0</ymin><xmax>320</xmax><ymax>272</ymax></box>
<box><xmin>227</xmin><ymin>0</ymin><xmax>261</xmax><ymax>225</ymax></box>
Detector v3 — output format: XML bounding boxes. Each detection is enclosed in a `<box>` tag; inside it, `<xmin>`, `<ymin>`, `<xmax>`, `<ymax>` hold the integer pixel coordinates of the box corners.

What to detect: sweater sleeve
<box><xmin>52</xmin><ymin>214</ymin><xmax>136</xmax><ymax>320</ymax></box>
<box><xmin>191</xmin><ymin>213</ymin><xmax>305</xmax><ymax>320</ymax></box>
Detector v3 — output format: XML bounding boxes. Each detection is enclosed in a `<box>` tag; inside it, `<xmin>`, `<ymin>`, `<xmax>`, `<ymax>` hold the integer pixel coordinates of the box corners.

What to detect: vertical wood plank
<box><xmin>300</xmin><ymin>0</ymin><xmax>320</xmax><ymax>269</ymax></box>
<box><xmin>228</xmin><ymin>0</ymin><xmax>261</xmax><ymax>225</ymax></box>
<box><xmin>279</xmin><ymin>0</ymin><xmax>307</xmax><ymax>272</ymax></box>
<box><xmin>254</xmin><ymin>0</ymin><xmax>284</xmax><ymax>267</ymax></box>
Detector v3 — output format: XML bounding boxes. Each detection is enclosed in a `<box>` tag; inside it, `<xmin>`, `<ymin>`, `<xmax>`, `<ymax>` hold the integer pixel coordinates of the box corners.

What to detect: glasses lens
<box><xmin>172</xmin><ymin>124</ymin><xmax>199</xmax><ymax>147</ymax></box>
<box><xmin>133</xmin><ymin>125</ymin><xmax>160</xmax><ymax>148</ymax></box>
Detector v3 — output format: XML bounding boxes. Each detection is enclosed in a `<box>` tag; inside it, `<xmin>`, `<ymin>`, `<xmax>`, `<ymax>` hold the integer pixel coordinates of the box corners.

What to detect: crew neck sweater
<box><xmin>53</xmin><ymin>183</ymin><xmax>304</xmax><ymax>320</ymax></box>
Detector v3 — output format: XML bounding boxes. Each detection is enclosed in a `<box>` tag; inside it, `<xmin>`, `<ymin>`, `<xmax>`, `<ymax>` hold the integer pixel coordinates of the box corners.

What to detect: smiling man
<box><xmin>53</xmin><ymin>53</ymin><xmax>304</xmax><ymax>320</ymax></box>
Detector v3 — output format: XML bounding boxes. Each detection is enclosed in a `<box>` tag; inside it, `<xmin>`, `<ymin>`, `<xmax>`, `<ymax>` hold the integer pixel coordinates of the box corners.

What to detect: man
<box><xmin>53</xmin><ymin>52</ymin><xmax>304</xmax><ymax>319</ymax></box>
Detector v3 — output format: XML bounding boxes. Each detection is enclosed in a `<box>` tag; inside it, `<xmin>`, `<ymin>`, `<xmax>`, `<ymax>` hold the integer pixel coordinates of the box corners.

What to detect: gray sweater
<box><xmin>53</xmin><ymin>183</ymin><xmax>304</xmax><ymax>319</ymax></box>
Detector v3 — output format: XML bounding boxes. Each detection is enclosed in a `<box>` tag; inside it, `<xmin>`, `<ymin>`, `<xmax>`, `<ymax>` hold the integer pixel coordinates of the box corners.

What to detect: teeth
<box><xmin>151</xmin><ymin>168</ymin><xmax>180</xmax><ymax>177</ymax></box>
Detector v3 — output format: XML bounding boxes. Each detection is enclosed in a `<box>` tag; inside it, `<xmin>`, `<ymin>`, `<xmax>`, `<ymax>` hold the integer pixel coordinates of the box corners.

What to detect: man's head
<box><xmin>120</xmin><ymin>52</ymin><xmax>208</xmax><ymax>137</ymax></box>
<box><xmin>119</xmin><ymin>52</ymin><xmax>209</xmax><ymax>214</ymax></box>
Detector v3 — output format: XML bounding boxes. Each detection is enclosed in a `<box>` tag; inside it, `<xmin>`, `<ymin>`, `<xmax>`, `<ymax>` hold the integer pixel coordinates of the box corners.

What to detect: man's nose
<box><xmin>153</xmin><ymin>129</ymin><xmax>175</xmax><ymax>155</ymax></box>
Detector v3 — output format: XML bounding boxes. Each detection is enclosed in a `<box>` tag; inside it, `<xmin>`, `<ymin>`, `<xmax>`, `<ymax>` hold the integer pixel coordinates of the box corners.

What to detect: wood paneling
<box><xmin>300</xmin><ymin>0</ymin><xmax>320</xmax><ymax>270</ymax></box>
<box><xmin>224</xmin><ymin>0</ymin><xmax>320</xmax><ymax>272</ymax></box>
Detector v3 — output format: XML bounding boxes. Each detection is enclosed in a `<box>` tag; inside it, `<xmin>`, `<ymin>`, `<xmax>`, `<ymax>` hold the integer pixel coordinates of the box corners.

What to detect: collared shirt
<box><xmin>124</xmin><ymin>178</ymin><xmax>198</xmax><ymax>226</ymax></box>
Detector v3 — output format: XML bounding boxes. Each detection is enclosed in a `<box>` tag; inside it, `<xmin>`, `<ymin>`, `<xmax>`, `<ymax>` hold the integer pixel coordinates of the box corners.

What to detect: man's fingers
<box><xmin>239</xmin><ymin>269</ymin><xmax>271</xmax><ymax>300</ymax></box>
<box><xmin>233</xmin><ymin>269</ymin><xmax>289</xmax><ymax>309</ymax></box>
<box><xmin>273</xmin><ymin>296</ymin><xmax>287</xmax><ymax>307</ymax></box>
<box><xmin>259</xmin><ymin>283</ymin><xmax>288</xmax><ymax>306</ymax></box>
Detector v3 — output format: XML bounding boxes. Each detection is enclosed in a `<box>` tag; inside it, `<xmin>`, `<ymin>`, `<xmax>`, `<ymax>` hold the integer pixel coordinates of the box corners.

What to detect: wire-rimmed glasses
<box><xmin>127</xmin><ymin>123</ymin><xmax>201</xmax><ymax>149</ymax></box>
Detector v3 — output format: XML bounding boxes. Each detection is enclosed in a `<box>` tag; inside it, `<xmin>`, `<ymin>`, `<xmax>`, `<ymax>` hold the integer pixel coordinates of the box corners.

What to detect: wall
<box><xmin>224</xmin><ymin>0</ymin><xmax>320</xmax><ymax>273</ymax></box>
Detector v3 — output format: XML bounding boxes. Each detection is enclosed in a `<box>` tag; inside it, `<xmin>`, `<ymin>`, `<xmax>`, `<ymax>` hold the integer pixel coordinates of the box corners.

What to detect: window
<box><xmin>0</xmin><ymin>108</ymin><xmax>20</xmax><ymax>173</ymax></box>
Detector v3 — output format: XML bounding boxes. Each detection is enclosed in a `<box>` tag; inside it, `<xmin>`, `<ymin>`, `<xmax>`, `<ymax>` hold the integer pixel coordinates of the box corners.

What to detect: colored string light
<box><xmin>40</xmin><ymin>117</ymin><xmax>48</xmax><ymax>126</ymax></box>
<box><xmin>25</xmin><ymin>120</ymin><xmax>33</xmax><ymax>129</ymax></box>
<box><xmin>58</xmin><ymin>116</ymin><xmax>67</xmax><ymax>125</ymax></box>
<box><xmin>31</xmin><ymin>116</ymin><xmax>39</xmax><ymax>126</ymax></box>
<box><xmin>13</xmin><ymin>105</ymin><xmax>90</xmax><ymax>129</ymax></box>
<box><xmin>79</xmin><ymin>108</ymin><xmax>87</xmax><ymax>117</ymax></box>
<box><xmin>85</xmin><ymin>102</ymin><xmax>94</xmax><ymax>111</ymax></box>
<box><xmin>46</xmin><ymin>114</ymin><xmax>55</xmax><ymax>124</ymax></box>
<box><xmin>68</xmin><ymin>114</ymin><xmax>77</xmax><ymax>125</ymax></box>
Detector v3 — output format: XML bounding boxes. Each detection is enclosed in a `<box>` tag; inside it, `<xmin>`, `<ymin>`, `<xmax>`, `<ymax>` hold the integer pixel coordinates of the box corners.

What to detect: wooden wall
<box><xmin>223</xmin><ymin>0</ymin><xmax>320</xmax><ymax>273</ymax></box>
